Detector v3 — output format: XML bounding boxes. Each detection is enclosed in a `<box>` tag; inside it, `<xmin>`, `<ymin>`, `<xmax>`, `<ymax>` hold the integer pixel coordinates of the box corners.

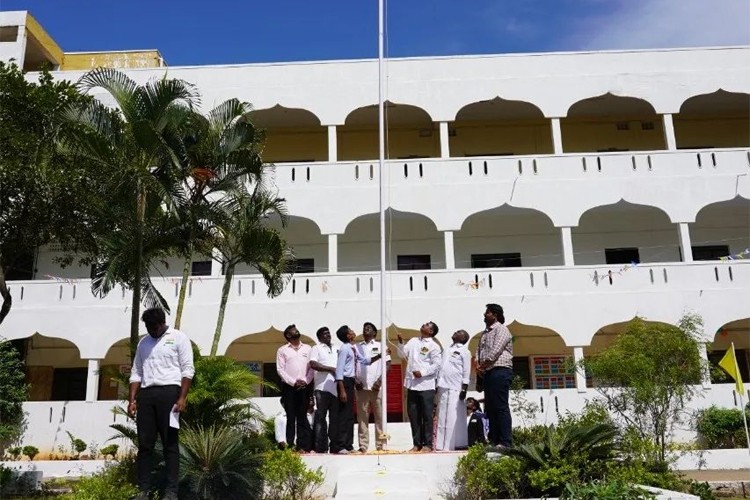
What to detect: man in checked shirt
<box><xmin>476</xmin><ymin>303</ymin><xmax>513</xmax><ymax>448</ymax></box>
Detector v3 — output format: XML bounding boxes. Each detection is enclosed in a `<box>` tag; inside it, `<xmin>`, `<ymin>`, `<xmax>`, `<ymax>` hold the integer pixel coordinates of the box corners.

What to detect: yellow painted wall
<box><xmin>24</xmin><ymin>14</ymin><xmax>63</xmax><ymax>66</ymax></box>
<box><xmin>674</xmin><ymin>115</ymin><xmax>750</xmax><ymax>148</ymax></box>
<box><xmin>561</xmin><ymin>117</ymin><xmax>666</xmax><ymax>152</ymax></box>
<box><xmin>62</xmin><ymin>50</ymin><xmax>164</xmax><ymax>70</ymax></box>
<box><xmin>449</xmin><ymin>119</ymin><xmax>554</xmax><ymax>156</ymax></box>
<box><xmin>339</xmin><ymin>126</ymin><xmax>440</xmax><ymax>161</ymax></box>
<box><xmin>262</xmin><ymin>127</ymin><xmax>327</xmax><ymax>163</ymax></box>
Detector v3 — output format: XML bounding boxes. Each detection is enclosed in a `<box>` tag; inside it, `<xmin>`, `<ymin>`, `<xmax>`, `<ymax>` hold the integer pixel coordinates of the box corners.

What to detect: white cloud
<box><xmin>573</xmin><ymin>0</ymin><xmax>750</xmax><ymax>50</ymax></box>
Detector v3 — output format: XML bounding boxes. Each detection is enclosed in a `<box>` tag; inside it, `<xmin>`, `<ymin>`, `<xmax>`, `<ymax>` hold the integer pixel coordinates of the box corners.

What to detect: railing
<box><xmin>9</xmin><ymin>261</ymin><xmax>748</xmax><ymax>309</ymax></box>
<box><xmin>270</xmin><ymin>148</ymin><xmax>750</xmax><ymax>188</ymax></box>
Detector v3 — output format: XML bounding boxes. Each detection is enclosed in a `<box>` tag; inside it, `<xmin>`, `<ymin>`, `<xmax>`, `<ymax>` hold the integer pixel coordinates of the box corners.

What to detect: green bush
<box><xmin>511</xmin><ymin>425</ymin><xmax>547</xmax><ymax>446</ymax></box>
<box><xmin>21</xmin><ymin>445</ymin><xmax>38</xmax><ymax>461</ymax></box>
<box><xmin>696</xmin><ymin>405</ymin><xmax>749</xmax><ymax>449</ymax></box>
<box><xmin>0</xmin><ymin>339</ymin><xmax>28</xmax><ymax>447</ymax></box>
<box><xmin>6</xmin><ymin>446</ymin><xmax>21</xmax><ymax>460</ymax></box>
<box><xmin>100</xmin><ymin>444</ymin><xmax>119</xmax><ymax>460</ymax></box>
<box><xmin>67</xmin><ymin>431</ymin><xmax>87</xmax><ymax>458</ymax></box>
<box><xmin>561</xmin><ymin>480</ymin><xmax>656</xmax><ymax>499</ymax></box>
<box><xmin>62</xmin><ymin>459</ymin><xmax>138</xmax><ymax>500</ymax></box>
<box><xmin>450</xmin><ymin>445</ymin><xmax>525</xmax><ymax>500</ymax></box>
<box><xmin>261</xmin><ymin>447</ymin><xmax>325</xmax><ymax>500</ymax></box>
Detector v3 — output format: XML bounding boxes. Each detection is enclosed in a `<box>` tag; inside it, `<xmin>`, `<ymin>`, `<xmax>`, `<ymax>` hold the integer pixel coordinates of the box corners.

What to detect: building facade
<box><xmin>1</xmin><ymin>12</ymin><xmax>749</xmax><ymax>447</ymax></box>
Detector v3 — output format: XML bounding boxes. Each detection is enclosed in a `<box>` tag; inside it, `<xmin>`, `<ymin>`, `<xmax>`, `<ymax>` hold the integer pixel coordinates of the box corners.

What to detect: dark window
<box><xmin>262</xmin><ymin>363</ymin><xmax>282</xmax><ymax>397</ymax></box>
<box><xmin>0</xmin><ymin>26</ymin><xmax>19</xmax><ymax>42</ymax></box>
<box><xmin>51</xmin><ymin>368</ymin><xmax>87</xmax><ymax>401</ymax></box>
<box><xmin>5</xmin><ymin>251</ymin><xmax>34</xmax><ymax>280</ymax></box>
<box><xmin>471</xmin><ymin>253</ymin><xmax>522</xmax><ymax>268</ymax></box>
<box><xmin>512</xmin><ymin>357</ymin><xmax>531</xmax><ymax>389</ymax></box>
<box><xmin>397</xmin><ymin>255</ymin><xmax>431</xmax><ymax>270</ymax></box>
<box><xmin>692</xmin><ymin>245</ymin><xmax>730</xmax><ymax>261</ymax></box>
<box><xmin>605</xmin><ymin>248</ymin><xmax>640</xmax><ymax>265</ymax></box>
<box><xmin>293</xmin><ymin>258</ymin><xmax>315</xmax><ymax>274</ymax></box>
<box><xmin>709</xmin><ymin>349</ymin><xmax>749</xmax><ymax>384</ymax></box>
<box><xmin>191</xmin><ymin>260</ymin><xmax>212</xmax><ymax>276</ymax></box>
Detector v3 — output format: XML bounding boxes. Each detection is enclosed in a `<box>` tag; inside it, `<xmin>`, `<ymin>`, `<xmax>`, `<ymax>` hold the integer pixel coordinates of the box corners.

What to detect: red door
<box><xmin>385</xmin><ymin>363</ymin><xmax>403</xmax><ymax>422</ymax></box>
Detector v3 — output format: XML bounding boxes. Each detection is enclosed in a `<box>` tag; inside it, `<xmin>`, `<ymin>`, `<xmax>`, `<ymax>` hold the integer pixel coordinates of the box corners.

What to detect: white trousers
<box><xmin>435</xmin><ymin>387</ymin><xmax>468</xmax><ymax>451</ymax></box>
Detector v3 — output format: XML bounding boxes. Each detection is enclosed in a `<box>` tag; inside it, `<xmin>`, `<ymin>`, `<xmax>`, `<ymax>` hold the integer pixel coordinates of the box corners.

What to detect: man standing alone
<box><xmin>128</xmin><ymin>307</ymin><xmax>194</xmax><ymax>500</ymax></box>
<box><xmin>435</xmin><ymin>329</ymin><xmax>471</xmax><ymax>451</ymax></box>
<box><xmin>476</xmin><ymin>304</ymin><xmax>513</xmax><ymax>449</ymax></box>
<box><xmin>276</xmin><ymin>325</ymin><xmax>314</xmax><ymax>452</ymax></box>
<box><xmin>393</xmin><ymin>322</ymin><xmax>442</xmax><ymax>453</ymax></box>
<box><xmin>356</xmin><ymin>322</ymin><xmax>391</xmax><ymax>452</ymax></box>
<box><xmin>309</xmin><ymin>326</ymin><xmax>339</xmax><ymax>453</ymax></box>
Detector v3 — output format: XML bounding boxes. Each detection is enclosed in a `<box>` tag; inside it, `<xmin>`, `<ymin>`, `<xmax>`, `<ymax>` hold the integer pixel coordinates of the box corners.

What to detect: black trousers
<box><xmin>281</xmin><ymin>382</ymin><xmax>313</xmax><ymax>451</ymax></box>
<box><xmin>136</xmin><ymin>385</ymin><xmax>180</xmax><ymax>494</ymax></box>
<box><xmin>407</xmin><ymin>389</ymin><xmax>435</xmax><ymax>448</ymax></box>
<box><xmin>313</xmin><ymin>390</ymin><xmax>339</xmax><ymax>453</ymax></box>
<box><xmin>484</xmin><ymin>367</ymin><xmax>513</xmax><ymax>447</ymax></box>
<box><xmin>333</xmin><ymin>377</ymin><xmax>355</xmax><ymax>452</ymax></box>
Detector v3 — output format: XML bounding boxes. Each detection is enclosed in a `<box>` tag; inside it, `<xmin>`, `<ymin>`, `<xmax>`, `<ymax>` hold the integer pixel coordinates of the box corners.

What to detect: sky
<box><xmin>1</xmin><ymin>0</ymin><xmax>749</xmax><ymax>66</ymax></box>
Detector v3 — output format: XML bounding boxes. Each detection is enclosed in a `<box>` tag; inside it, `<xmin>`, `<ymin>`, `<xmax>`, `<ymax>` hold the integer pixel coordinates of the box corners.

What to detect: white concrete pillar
<box><xmin>662</xmin><ymin>114</ymin><xmax>677</xmax><ymax>151</ymax></box>
<box><xmin>85</xmin><ymin>359</ymin><xmax>100</xmax><ymax>402</ymax></box>
<box><xmin>699</xmin><ymin>343</ymin><xmax>712</xmax><ymax>389</ymax></box>
<box><xmin>573</xmin><ymin>347</ymin><xmax>587</xmax><ymax>393</ymax></box>
<box><xmin>443</xmin><ymin>231</ymin><xmax>455</xmax><ymax>270</ymax></box>
<box><xmin>328</xmin><ymin>234</ymin><xmax>338</xmax><ymax>273</ymax></box>
<box><xmin>439</xmin><ymin>122</ymin><xmax>451</xmax><ymax>159</ymax></box>
<box><xmin>678</xmin><ymin>222</ymin><xmax>693</xmax><ymax>263</ymax></box>
<box><xmin>560</xmin><ymin>227</ymin><xmax>575</xmax><ymax>266</ymax></box>
<box><xmin>551</xmin><ymin>118</ymin><xmax>564</xmax><ymax>154</ymax></box>
<box><xmin>327</xmin><ymin>125</ymin><xmax>338</xmax><ymax>162</ymax></box>
<box><xmin>211</xmin><ymin>248</ymin><xmax>223</xmax><ymax>277</ymax></box>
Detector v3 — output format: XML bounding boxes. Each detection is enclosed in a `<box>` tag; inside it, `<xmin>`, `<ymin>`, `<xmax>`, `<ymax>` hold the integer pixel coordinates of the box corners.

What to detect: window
<box><xmin>692</xmin><ymin>245</ymin><xmax>730</xmax><ymax>261</ymax></box>
<box><xmin>293</xmin><ymin>258</ymin><xmax>315</xmax><ymax>273</ymax></box>
<box><xmin>0</xmin><ymin>26</ymin><xmax>19</xmax><ymax>42</ymax></box>
<box><xmin>6</xmin><ymin>252</ymin><xmax>34</xmax><ymax>280</ymax></box>
<box><xmin>471</xmin><ymin>253</ymin><xmax>522</xmax><ymax>268</ymax></box>
<box><xmin>531</xmin><ymin>356</ymin><xmax>576</xmax><ymax>389</ymax></box>
<box><xmin>51</xmin><ymin>368</ymin><xmax>87</xmax><ymax>401</ymax></box>
<box><xmin>512</xmin><ymin>357</ymin><xmax>531</xmax><ymax>389</ymax></box>
<box><xmin>191</xmin><ymin>260</ymin><xmax>212</xmax><ymax>276</ymax></box>
<box><xmin>397</xmin><ymin>255</ymin><xmax>431</xmax><ymax>270</ymax></box>
<box><xmin>262</xmin><ymin>363</ymin><xmax>282</xmax><ymax>397</ymax></box>
<box><xmin>605</xmin><ymin>248</ymin><xmax>640</xmax><ymax>265</ymax></box>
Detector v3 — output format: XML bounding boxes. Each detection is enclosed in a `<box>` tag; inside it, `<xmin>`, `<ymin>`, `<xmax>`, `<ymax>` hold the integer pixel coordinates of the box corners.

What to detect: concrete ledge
<box><xmin>673</xmin><ymin>449</ymin><xmax>750</xmax><ymax>471</ymax></box>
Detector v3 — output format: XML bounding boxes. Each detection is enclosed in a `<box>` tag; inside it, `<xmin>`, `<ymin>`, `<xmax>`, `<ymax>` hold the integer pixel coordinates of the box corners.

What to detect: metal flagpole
<box><xmin>732</xmin><ymin>343</ymin><xmax>750</xmax><ymax>455</ymax></box>
<box><xmin>378</xmin><ymin>0</ymin><xmax>389</xmax><ymax>449</ymax></box>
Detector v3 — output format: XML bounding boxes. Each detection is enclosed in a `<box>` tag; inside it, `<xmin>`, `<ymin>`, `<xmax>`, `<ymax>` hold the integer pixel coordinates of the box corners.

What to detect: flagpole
<box><xmin>377</xmin><ymin>0</ymin><xmax>389</xmax><ymax>449</ymax></box>
<box><xmin>731</xmin><ymin>342</ymin><xmax>750</xmax><ymax>454</ymax></box>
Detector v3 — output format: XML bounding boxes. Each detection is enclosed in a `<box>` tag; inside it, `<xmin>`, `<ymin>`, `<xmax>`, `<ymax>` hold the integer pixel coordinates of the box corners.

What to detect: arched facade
<box><xmin>562</xmin><ymin>93</ymin><xmax>665</xmax><ymax>153</ymax></box>
<box><xmin>709</xmin><ymin>318</ymin><xmax>750</xmax><ymax>384</ymax></box>
<box><xmin>675</xmin><ymin>90</ymin><xmax>750</xmax><ymax>149</ymax></box>
<box><xmin>249</xmin><ymin>105</ymin><xmax>327</xmax><ymax>163</ymax></box>
<box><xmin>692</xmin><ymin>197</ymin><xmax>750</xmax><ymax>261</ymax></box>
<box><xmin>17</xmin><ymin>333</ymin><xmax>86</xmax><ymax>401</ymax></box>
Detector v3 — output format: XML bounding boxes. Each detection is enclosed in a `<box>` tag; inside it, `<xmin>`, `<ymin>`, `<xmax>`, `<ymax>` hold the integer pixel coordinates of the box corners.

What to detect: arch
<box><xmin>17</xmin><ymin>333</ymin><xmax>85</xmax><ymax>401</ymax></box>
<box><xmin>692</xmin><ymin>197</ymin><xmax>750</xmax><ymax>261</ymax></box>
<box><xmin>249</xmin><ymin>105</ymin><xmax>327</xmax><ymax>163</ymax></box>
<box><xmin>340</xmin><ymin>209</ymin><xmax>441</xmax><ymax>272</ymax></box>
<box><xmin>456</xmin><ymin>204</ymin><xmax>561</xmax><ymax>268</ymax></box>
<box><xmin>562</xmin><ymin>93</ymin><xmax>664</xmax><ymax>153</ymax></box>
<box><xmin>585</xmin><ymin>317</ymin><xmax>677</xmax><ymax>356</ymax></box>
<box><xmin>573</xmin><ymin>200</ymin><xmax>678</xmax><ymax>265</ymax></box>
<box><xmin>451</xmin><ymin>97</ymin><xmax>552</xmax><ymax>157</ymax></box>
<box><xmin>675</xmin><ymin>90</ymin><xmax>750</xmax><ymax>149</ymax></box>
<box><xmin>710</xmin><ymin>318</ymin><xmax>750</xmax><ymax>384</ymax></box>
<box><xmin>339</xmin><ymin>101</ymin><xmax>438</xmax><ymax>161</ymax></box>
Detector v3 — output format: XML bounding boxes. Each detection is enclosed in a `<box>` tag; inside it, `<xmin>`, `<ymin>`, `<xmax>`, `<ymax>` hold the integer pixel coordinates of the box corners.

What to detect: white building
<box><xmin>1</xmin><ymin>11</ymin><xmax>749</xmax><ymax>452</ymax></box>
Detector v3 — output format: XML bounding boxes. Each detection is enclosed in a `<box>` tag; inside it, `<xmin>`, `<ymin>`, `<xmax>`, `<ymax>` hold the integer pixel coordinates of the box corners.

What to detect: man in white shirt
<box><xmin>309</xmin><ymin>326</ymin><xmax>339</xmax><ymax>453</ymax></box>
<box><xmin>393</xmin><ymin>321</ymin><xmax>442</xmax><ymax>453</ymax></box>
<box><xmin>356</xmin><ymin>322</ymin><xmax>391</xmax><ymax>452</ymax></box>
<box><xmin>128</xmin><ymin>307</ymin><xmax>194</xmax><ymax>500</ymax></box>
<box><xmin>435</xmin><ymin>330</ymin><xmax>471</xmax><ymax>451</ymax></box>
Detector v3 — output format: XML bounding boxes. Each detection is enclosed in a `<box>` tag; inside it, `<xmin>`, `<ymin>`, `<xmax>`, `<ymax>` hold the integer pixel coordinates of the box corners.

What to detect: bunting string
<box><xmin>719</xmin><ymin>248</ymin><xmax>750</xmax><ymax>261</ymax></box>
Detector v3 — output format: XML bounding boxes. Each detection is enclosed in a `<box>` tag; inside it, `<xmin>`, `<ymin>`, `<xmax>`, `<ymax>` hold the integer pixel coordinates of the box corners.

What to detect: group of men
<box><xmin>275</xmin><ymin>303</ymin><xmax>514</xmax><ymax>454</ymax></box>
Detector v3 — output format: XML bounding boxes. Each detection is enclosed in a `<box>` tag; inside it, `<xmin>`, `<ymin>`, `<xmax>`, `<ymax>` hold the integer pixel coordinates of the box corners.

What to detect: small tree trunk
<box><xmin>210</xmin><ymin>261</ymin><xmax>235</xmax><ymax>357</ymax></box>
<box><xmin>174</xmin><ymin>255</ymin><xmax>191</xmax><ymax>329</ymax></box>
<box><xmin>0</xmin><ymin>264</ymin><xmax>12</xmax><ymax>325</ymax></box>
<box><xmin>130</xmin><ymin>184</ymin><xmax>146</xmax><ymax>360</ymax></box>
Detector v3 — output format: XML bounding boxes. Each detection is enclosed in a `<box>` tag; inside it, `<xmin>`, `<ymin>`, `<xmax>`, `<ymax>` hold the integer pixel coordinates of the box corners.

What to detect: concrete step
<box><xmin>334</xmin><ymin>466</ymin><xmax>432</xmax><ymax>499</ymax></box>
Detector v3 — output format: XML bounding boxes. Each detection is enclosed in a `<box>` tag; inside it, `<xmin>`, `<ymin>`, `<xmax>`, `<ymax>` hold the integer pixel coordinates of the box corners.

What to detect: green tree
<box><xmin>210</xmin><ymin>184</ymin><xmax>293</xmax><ymax>356</ymax></box>
<box><xmin>0</xmin><ymin>61</ymin><xmax>108</xmax><ymax>325</ymax></box>
<box><xmin>0</xmin><ymin>339</ymin><xmax>28</xmax><ymax>452</ymax></box>
<box><xmin>61</xmin><ymin>68</ymin><xmax>199</xmax><ymax>357</ymax></box>
<box><xmin>171</xmin><ymin>99</ymin><xmax>265</xmax><ymax>328</ymax></box>
<box><xmin>583</xmin><ymin>315</ymin><xmax>706</xmax><ymax>463</ymax></box>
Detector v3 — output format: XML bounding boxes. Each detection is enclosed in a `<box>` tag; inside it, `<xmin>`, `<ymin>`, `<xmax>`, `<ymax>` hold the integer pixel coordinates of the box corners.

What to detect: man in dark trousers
<box><xmin>128</xmin><ymin>307</ymin><xmax>194</xmax><ymax>500</ymax></box>
<box><xmin>309</xmin><ymin>326</ymin><xmax>339</xmax><ymax>453</ymax></box>
<box><xmin>476</xmin><ymin>303</ymin><xmax>514</xmax><ymax>449</ymax></box>
<box><xmin>276</xmin><ymin>324</ymin><xmax>314</xmax><ymax>452</ymax></box>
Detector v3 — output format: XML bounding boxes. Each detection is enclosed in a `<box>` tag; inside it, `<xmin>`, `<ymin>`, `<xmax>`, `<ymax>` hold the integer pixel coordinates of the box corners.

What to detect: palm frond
<box><xmin>76</xmin><ymin>68</ymin><xmax>139</xmax><ymax>122</ymax></box>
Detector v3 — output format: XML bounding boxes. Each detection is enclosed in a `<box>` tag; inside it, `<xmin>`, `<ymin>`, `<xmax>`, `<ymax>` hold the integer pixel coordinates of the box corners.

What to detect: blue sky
<box><xmin>2</xmin><ymin>0</ymin><xmax>749</xmax><ymax>66</ymax></box>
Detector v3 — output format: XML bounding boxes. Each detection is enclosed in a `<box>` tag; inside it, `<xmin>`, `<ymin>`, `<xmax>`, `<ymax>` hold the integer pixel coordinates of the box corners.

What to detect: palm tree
<box><xmin>60</xmin><ymin>68</ymin><xmax>198</xmax><ymax>357</ymax></box>
<box><xmin>210</xmin><ymin>183</ymin><xmax>293</xmax><ymax>357</ymax></box>
<box><xmin>171</xmin><ymin>99</ymin><xmax>265</xmax><ymax>328</ymax></box>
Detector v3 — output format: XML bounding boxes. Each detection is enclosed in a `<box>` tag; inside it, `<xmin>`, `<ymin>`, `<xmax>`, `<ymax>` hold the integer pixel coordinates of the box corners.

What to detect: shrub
<box><xmin>6</xmin><ymin>446</ymin><xmax>21</xmax><ymax>460</ymax></box>
<box><xmin>695</xmin><ymin>405</ymin><xmax>749</xmax><ymax>449</ymax></box>
<box><xmin>0</xmin><ymin>339</ymin><xmax>28</xmax><ymax>450</ymax></box>
<box><xmin>100</xmin><ymin>444</ymin><xmax>119</xmax><ymax>460</ymax></box>
<box><xmin>561</xmin><ymin>480</ymin><xmax>656</xmax><ymax>499</ymax></box>
<box><xmin>179</xmin><ymin>425</ymin><xmax>265</xmax><ymax>500</ymax></box>
<box><xmin>512</xmin><ymin>425</ymin><xmax>547</xmax><ymax>446</ymax></box>
<box><xmin>62</xmin><ymin>458</ymin><xmax>138</xmax><ymax>500</ymax></box>
<box><xmin>449</xmin><ymin>444</ymin><xmax>525</xmax><ymax>500</ymax></box>
<box><xmin>67</xmin><ymin>432</ymin><xmax>87</xmax><ymax>458</ymax></box>
<box><xmin>261</xmin><ymin>447</ymin><xmax>325</xmax><ymax>500</ymax></box>
<box><xmin>21</xmin><ymin>445</ymin><xmax>38</xmax><ymax>461</ymax></box>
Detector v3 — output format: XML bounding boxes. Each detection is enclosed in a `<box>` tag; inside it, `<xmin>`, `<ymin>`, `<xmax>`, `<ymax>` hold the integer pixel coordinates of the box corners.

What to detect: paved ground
<box><xmin>680</xmin><ymin>469</ymin><xmax>750</xmax><ymax>481</ymax></box>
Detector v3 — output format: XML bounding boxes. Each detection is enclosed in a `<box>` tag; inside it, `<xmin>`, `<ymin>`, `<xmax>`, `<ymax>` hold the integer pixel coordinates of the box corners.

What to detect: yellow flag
<box><xmin>719</xmin><ymin>343</ymin><xmax>745</xmax><ymax>394</ymax></box>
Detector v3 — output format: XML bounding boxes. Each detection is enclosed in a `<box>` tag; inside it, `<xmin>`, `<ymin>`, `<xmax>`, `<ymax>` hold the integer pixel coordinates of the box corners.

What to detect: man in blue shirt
<box><xmin>334</xmin><ymin>325</ymin><xmax>383</xmax><ymax>454</ymax></box>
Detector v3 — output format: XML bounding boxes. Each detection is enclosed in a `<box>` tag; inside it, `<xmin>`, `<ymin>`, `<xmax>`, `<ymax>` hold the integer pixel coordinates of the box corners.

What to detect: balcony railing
<box><xmin>9</xmin><ymin>261</ymin><xmax>748</xmax><ymax>309</ymax></box>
